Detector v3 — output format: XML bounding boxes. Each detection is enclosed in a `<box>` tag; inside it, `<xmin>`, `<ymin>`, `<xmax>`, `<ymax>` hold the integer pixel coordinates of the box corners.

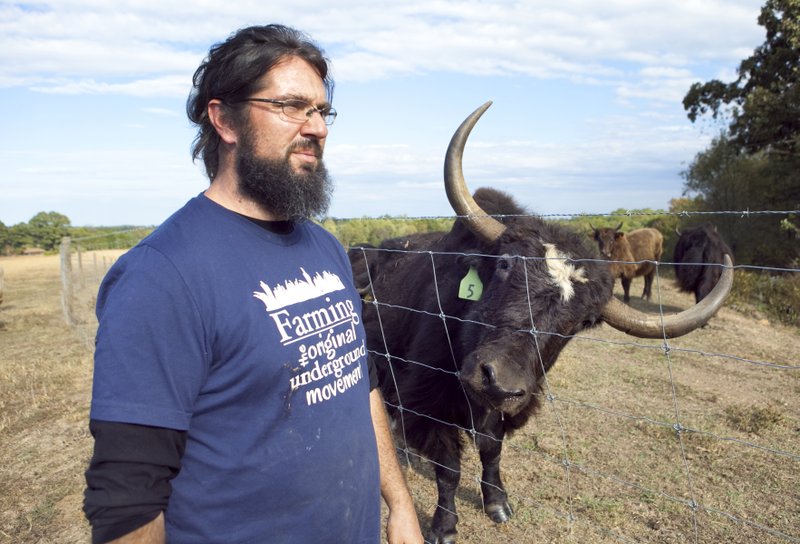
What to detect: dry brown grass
<box><xmin>0</xmin><ymin>255</ymin><xmax>94</xmax><ymax>543</ymax></box>
<box><xmin>1</xmin><ymin>256</ymin><xmax>798</xmax><ymax>543</ymax></box>
<box><xmin>397</xmin><ymin>277</ymin><xmax>800</xmax><ymax>544</ymax></box>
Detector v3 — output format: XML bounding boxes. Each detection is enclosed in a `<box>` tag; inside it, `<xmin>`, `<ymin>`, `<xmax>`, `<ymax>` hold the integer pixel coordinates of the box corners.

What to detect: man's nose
<box><xmin>301</xmin><ymin>111</ymin><xmax>328</xmax><ymax>139</ymax></box>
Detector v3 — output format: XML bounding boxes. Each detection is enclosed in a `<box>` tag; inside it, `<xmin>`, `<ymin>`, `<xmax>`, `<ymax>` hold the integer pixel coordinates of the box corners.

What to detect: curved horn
<box><xmin>444</xmin><ymin>101</ymin><xmax>506</xmax><ymax>244</ymax></box>
<box><xmin>601</xmin><ymin>254</ymin><xmax>734</xmax><ymax>338</ymax></box>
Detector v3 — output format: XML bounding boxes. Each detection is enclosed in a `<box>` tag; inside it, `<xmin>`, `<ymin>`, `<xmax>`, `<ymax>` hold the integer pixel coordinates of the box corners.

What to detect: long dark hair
<box><xmin>187</xmin><ymin>24</ymin><xmax>333</xmax><ymax>180</ymax></box>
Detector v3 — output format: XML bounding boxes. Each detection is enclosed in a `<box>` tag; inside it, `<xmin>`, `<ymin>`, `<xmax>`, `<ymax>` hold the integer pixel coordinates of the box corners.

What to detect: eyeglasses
<box><xmin>238</xmin><ymin>98</ymin><xmax>337</xmax><ymax>126</ymax></box>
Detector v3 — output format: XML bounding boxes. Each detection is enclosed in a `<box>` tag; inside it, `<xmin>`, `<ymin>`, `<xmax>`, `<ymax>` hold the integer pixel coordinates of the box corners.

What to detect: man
<box><xmin>83</xmin><ymin>24</ymin><xmax>423</xmax><ymax>544</ymax></box>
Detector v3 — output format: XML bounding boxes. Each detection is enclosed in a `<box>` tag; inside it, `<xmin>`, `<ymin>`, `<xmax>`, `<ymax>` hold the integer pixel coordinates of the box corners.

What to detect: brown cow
<box><xmin>592</xmin><ymin>224</ymin><xmax>664</xmax><ymax>303</ymax></box>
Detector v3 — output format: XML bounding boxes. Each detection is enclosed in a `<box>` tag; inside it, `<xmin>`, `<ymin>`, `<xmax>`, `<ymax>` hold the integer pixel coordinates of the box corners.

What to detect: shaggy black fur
<box><xmin>674</xmin><ymin>223</ymin><xmax>733</xmax><ymax>303</ymax></box>
<box><xmin>349</xmin><ymin>188</ymin><xmax>614</xmax><ymax>543</ymax></box>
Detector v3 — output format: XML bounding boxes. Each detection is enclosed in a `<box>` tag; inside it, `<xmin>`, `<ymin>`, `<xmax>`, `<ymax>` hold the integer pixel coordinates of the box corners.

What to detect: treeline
<box><xmin>331</xmin><ymin>211</ymin><xmax>682</xmax><ymax>253</ymax></box>
<box><xmin>2</xmin><ymin>206</ymin><xmax>785</xmax><ymax>266</ymax></box>
<box><xmin>0</xmin><ymin>209</ymin><xmax>683</xmax><ymax>258</ymax></box>
<box><xmin>321</xmin><ymin>216</ymin><xmax>454</xmax><ymax>248</ymax></box>
<box><xmin>0</xmin><ymin>211</ymin><xmax>456</xmax><ymax>256</ymax></box>
<box><xmin>0</xmin><ymin>211</ymin><xmax>155</xmax><ymax>256</ymax></box>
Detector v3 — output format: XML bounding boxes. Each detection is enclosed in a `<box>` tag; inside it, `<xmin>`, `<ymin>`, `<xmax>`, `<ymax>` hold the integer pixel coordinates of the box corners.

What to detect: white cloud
<box><xmin>29</xmin><ymin>75</ymin><xmax>191</xmax><ymax>97</ymax></box>
<box><xmin>0</xmin><ymin>0</ymin><xmax>763</xmax><ymax>97</ymax></box>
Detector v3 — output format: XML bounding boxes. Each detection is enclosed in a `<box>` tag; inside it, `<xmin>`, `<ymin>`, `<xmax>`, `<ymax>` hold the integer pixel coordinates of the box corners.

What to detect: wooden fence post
<box><xmin>76</xmin><ymin>243</ymin><xmax>84</xmax><ymax>288</ymax></box>
<box><xmin>60</xmin><ymin>236</ymin><xmax>75</xmax><ymax>326</ymax></box>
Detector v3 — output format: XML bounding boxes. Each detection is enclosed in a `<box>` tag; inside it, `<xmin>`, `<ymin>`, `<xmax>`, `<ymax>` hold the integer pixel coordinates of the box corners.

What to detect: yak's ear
<box><xmin>456</xmin><ymin>252</ymin><xmax>482</xmax><ymax>271</ymax></box>
<box><xmin>614</xmin><ymin>231</ymin><xmax>625</xmax><ymax>240</ymax></box>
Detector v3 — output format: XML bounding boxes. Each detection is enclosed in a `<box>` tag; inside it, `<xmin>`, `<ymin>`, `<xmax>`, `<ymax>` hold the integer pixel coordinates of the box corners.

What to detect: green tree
<box><xmin>27</xmin><ymin>211</ymin><xmax>72</xmax><ymax>251</ymax></box>
<box><xmin>682</xmin><ymin>0</ymin><xmax>800</xmax><ymax>266</ymax></box>
<box><xmin>681</xmin><ymin>135</ymin><xmax>798</xmax><ymax>266</ymax></box>
<box><xmin>683</xmin><ymin>0</ymin><xmax>800</xmax><ymax>155</ymax></box>
<box><xmin>0</xmin><ymin>220</ymin><xmax>8</xmax><ymax>256</ymax></box>
<box><xmin>5</xmin><ymin>224</ymin><xmax>34</xmax><ymax>254</ymax></box>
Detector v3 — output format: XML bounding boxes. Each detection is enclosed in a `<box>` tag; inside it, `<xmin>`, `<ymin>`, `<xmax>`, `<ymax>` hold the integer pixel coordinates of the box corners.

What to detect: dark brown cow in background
<box><xmin>674</xmin><ymin>222</ymin><xmax>734</xmax><ymax>303</ymax></box>
<box><xmin>591</xmin><ymin>224</ymin><xmax>664</xmax><ymax>303</ymax></box>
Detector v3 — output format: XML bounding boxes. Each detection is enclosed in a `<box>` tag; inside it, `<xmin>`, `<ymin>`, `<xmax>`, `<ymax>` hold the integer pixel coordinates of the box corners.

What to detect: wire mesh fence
<box><xmin>58</xmin><ymin>212</ymin><xmax>799</xmax><ymax>543</ymax></box>
<box><xmin>59</xmin><ymin>238</ymin><xmax>129</xmax><ymax>350</ymax></box>
<box><xmin>351</xmin><ymin>236</ymin><xmax>798</xmax><ymax>543</ymax></box>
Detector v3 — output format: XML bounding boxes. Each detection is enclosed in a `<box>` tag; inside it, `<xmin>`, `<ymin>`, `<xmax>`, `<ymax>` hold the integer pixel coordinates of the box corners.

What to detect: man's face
<box><xmin>234</xmin><ymin>56</ymin><xmax>333</xmax><ymax>219</ymax></box>
<box><xmin>238</xmin><ymin>56</ymin><xmax>330</xmax><ymax>174</ymax></box>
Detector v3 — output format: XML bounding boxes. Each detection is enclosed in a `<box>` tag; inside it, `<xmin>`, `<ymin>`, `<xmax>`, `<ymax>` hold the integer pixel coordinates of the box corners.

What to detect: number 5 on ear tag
<box><xmin>458</xmin><ymin>266</ymin><xmax>483</xmax><ymax>301</ymax></box>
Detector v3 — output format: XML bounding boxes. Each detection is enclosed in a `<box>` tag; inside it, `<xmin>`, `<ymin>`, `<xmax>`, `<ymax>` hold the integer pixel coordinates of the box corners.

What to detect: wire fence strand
<box><xmin>60</xmin><ymin>211</ymin><xmax>800</xmax><ymax>543</ymax></box>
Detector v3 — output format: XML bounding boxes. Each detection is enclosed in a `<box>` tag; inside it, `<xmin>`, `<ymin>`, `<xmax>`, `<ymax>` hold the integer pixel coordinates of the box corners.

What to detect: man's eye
<box><xmin>282</xmin><ymin>100</ymin><xmax>307</xmax><ymax>114</ymax></box>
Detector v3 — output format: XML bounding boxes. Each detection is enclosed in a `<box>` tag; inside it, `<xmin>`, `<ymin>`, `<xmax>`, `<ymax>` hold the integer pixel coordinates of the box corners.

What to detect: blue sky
<box><xmin>0</xmin><ymin>1</ymin><xmax>765</xmax><ymax>227</ymax></box>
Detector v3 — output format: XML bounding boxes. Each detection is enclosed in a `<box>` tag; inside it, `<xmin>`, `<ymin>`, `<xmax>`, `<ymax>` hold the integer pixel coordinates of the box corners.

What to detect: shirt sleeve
<box><xmin>90</xmin><ymin>245</ymin><xmax>209</xmax><ymax>430</ymax></box>
<box><xmin>84</xmin><ymin>420</ymin><xmax>187</xmax><ymax>544</ymax></box>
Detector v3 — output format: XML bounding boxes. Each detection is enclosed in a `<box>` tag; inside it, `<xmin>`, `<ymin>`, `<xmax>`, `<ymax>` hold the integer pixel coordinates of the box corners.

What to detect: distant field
<box><xmin>0</xmin><ymin>253</ymin><xmax>797</xmax><ymax>543</ymax></box>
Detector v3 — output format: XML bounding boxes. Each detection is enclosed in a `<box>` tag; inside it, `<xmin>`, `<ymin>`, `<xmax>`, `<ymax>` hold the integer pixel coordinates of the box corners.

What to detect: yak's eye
<box><xmin>495</xmin><ymin>254</ymin><xmax>514</xmax><ymax>279</ymax></box>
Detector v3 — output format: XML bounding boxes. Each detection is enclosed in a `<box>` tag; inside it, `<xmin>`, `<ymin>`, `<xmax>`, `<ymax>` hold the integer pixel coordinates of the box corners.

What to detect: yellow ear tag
<box><xmin>458</xmin><ymin>266</ymin><xmax>483</xmax><ymax>301</ymax></box>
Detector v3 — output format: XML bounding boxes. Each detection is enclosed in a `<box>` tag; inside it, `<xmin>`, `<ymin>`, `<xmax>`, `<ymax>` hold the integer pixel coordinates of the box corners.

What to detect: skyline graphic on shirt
<box><xmin>253</xmin><ymin>268</ymin><xmax>346</xmax><ymax>311</ymax></box>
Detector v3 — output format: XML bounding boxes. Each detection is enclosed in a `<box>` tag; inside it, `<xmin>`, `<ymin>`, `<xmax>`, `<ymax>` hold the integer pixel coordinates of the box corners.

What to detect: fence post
<box><xmin>60</xmin><ymin>236</ymin><xmax>75</xmax><ymax>326</ymax></box>
<box><xmin>76</xmin><ymin>243</ymin><xmax>84</xmax><ymax>288</ymax></box>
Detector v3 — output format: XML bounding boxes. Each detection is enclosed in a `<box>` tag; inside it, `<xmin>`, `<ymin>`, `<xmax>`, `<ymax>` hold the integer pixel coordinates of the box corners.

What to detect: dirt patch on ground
<box><xmin>1</xmin><ymin>256</ymin><xmax>797</xmax><ymax>543</ymax></box>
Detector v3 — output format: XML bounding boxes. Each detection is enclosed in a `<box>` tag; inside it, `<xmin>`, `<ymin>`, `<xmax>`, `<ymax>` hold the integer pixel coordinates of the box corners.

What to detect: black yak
<box><xmin>591</xmin><ymin>224</ymin><xmax>664</xmax><ymax>303</ymax></box>
<box><xmin>349</xmin><ymin>102</ymin><xmax>732</xmax><ymax>544</ymax></box>
<box><xmin>674</xmin><ymin>223</ymin><xmax>734</xmax><ymax>303</ymax></box>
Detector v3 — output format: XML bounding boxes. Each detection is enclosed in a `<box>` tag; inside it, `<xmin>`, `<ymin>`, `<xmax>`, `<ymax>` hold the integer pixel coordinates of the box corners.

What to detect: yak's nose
<box><xmin>480</xmin><ymin>362</ymin><xmax>526</xmax><ymax>399</ymax></box>
<box><xmin>481</xmin><ymin>362</ymin><xmax>497</xmax><ymax>385</ymax></box>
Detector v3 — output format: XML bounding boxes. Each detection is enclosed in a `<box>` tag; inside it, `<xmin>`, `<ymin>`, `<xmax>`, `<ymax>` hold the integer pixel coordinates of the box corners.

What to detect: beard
<box><xmin>235</xmin><ymin>130</ymin><xmax>333</xmax><ymax>221</ymax></box>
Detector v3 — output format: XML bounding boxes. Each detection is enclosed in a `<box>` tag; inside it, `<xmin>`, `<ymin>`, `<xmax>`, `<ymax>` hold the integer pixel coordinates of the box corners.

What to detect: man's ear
<box><xmin>208</xmin><ymin>99</ymin><xmax>239</xmax><ymax>145</ymax></box>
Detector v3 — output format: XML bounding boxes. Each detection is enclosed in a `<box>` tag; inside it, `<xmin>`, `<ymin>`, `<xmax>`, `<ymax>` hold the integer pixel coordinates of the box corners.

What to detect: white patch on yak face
<box><xmin>542</xmin><ymin>243</ymin><xmax>588</xmax><ymax>302</ymax></box>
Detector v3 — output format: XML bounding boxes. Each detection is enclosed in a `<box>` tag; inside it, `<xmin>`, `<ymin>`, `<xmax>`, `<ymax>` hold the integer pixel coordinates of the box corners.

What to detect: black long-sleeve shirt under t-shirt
<box><xmin>84</xmin><ymin>421</ymin><xmax>186</xmax><ymax>543</ymax></box>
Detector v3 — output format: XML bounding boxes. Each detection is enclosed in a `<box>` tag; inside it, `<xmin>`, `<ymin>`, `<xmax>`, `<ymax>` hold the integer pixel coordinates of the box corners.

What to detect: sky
<box><xmin>0</xmin><ymin>0</ymin><xmax>766</xmax><ymax>227</ymax></box>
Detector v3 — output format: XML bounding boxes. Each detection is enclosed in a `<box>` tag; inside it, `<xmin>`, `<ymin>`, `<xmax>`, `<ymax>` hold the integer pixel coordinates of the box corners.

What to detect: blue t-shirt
<box><xmin>90</xmin><ymin>194</ymin><xmax>380</xmax><ymax>543</ymax></box>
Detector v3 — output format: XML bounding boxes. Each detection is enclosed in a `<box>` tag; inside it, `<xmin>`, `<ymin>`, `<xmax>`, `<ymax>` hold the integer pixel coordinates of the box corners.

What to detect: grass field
<box><xmin>0</xmin><ymin>253</ymin><xmax>797</xmax><ymax>543</ymax></box>
<box><xmin>1</xmin><ymin>254</ymin><xmax>95</xmax><ymax>543</ymax></box>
